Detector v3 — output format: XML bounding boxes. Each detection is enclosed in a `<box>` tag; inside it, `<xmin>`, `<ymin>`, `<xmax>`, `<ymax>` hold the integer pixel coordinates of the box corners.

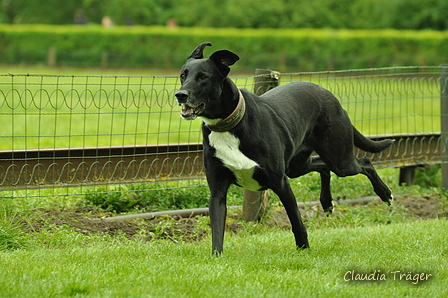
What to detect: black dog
<box><xmin>175</xmin><ymin>43</ymin><xmax>393</xmax><ymax>255</ymax></box>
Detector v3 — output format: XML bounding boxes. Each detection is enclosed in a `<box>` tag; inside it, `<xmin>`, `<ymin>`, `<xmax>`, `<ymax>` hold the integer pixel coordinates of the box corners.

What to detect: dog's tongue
<box><xmin>182</xmin><ymin>105</ymin><xmax>192</xmax><ymax>116</ymax></box>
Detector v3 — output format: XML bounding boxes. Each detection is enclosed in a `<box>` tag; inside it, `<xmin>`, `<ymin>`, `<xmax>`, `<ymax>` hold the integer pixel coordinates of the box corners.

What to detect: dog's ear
<box><xmin>209</xmin><ymin>50</ymin><xmax>240</xmax><ymax>77</ymax></box>
<box><xmin>188</xmin><ymin>42</ymin><xmax>212</xmax><ymax>59</ymax></box>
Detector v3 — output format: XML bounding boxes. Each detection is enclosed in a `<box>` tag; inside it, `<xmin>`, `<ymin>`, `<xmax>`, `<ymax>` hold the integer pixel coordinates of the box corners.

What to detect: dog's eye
<box><xmin>180</xmin><ymin>74</ymin><xmax>186</xmax><ymax>80</ymax></box>
<box><xmin>200</xmin><ymin>75</ymin><xmax>207</xmax><ymax>80</ymax></box>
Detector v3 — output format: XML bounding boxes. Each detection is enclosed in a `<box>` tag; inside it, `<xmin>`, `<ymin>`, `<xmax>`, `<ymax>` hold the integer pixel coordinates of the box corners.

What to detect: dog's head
<box><xmin>175</xmin><ymin>42</ymin><xmax>240</xmax><ymax>120</ymax></box>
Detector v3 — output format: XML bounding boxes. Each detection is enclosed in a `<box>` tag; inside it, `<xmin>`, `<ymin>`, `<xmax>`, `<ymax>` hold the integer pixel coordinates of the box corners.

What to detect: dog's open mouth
<box><xmin>181</xmin><ymin>103</ymin><xmax>205</xmax><ymax>120</ymax></box>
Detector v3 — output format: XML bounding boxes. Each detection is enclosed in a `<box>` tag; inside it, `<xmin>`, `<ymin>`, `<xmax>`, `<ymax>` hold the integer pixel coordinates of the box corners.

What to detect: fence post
<box><xmin>399</xmin><ymin>166</ymin><xmax>417</xmax><ymax>186</ymax></box>
<box><xmin>441</xmin><ymin>65</ymin><xmax>448</xmax><ymax>189</ymax></box>
<box><xmin>48</xmin><ymin>47</ymin><xmax>57</xmax><ymax>67</ymax></box>
<box><xmin>242</xmin><ymin>69</ymin><xmax>280</xmax><ymax>221</ymax></box>
<box><xmin>101</xmin><ymin>50</ymin><xmax>109</xmax><ymax>68</ymax></box>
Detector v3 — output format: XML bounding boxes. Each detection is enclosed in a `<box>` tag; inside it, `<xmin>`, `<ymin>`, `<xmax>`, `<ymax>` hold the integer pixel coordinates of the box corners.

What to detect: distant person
<box><xmin>74</xmin><ymin>10</ymin><xmax>88</xmax><ymax>25</ymax></box>
<box><xmin>166</xmin><ymin>18</ymin><xmax>177</xmax><ymax>29</ymax></box>
<box><xmin>125</xmin><ymin>17</ymin><xmax>135</xmax><ymax>26</ymax></box>
<box><xmin>102</xmin><ymin>16</ymin><xmax>114</xmax><ymax>28</ymax></box>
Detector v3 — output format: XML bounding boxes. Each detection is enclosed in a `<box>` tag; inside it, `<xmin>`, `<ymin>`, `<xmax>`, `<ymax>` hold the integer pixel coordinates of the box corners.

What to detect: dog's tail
<box><xmin>353</xmin><ymin>126</ymin><xmax>394</xmax><ymax>153</ymax></box>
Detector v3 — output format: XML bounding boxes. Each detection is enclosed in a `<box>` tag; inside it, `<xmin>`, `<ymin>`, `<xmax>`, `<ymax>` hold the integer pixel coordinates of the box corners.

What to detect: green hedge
<box><xmin>0</xmin><ymin>25</ymin><xmax>447</xmax><ymax>71</ymax></box>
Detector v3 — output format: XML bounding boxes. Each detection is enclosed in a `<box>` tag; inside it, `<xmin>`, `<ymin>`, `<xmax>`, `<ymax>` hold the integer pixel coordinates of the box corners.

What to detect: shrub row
<box><xmin>0</xmin><ymin>25</ymin><xmax>447</xmax><ymax>71</ymax></box>
<box><xmin>4</xmin><ymin>0</ymin><xmax>448</xmax><ymax>30</ymax></box>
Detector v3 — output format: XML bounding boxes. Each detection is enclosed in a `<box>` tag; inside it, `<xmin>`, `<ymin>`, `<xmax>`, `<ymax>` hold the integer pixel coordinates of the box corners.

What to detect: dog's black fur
<box><xmin>175</xmin><ymin>43</ymin><xmax>393</xmax><ymax>255</ymax></box>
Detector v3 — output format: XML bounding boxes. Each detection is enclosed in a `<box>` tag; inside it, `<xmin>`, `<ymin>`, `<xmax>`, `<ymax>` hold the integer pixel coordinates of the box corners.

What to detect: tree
<box><xmin>0</xmin><ymin>0</ymin><xmax>80</xmax><ymax>24</ymax></box>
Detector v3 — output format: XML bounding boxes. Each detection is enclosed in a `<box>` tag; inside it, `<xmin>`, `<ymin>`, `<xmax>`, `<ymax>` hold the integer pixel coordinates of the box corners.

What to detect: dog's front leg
<box><xmin>207</xmin><ymin>177</ymin><xmax>232</xmax><ymax>256</ymax></box>
<box><xmin>209</xmin><ymin>194</ymin><xmax>227</xmax><ymax>255</ymax></box>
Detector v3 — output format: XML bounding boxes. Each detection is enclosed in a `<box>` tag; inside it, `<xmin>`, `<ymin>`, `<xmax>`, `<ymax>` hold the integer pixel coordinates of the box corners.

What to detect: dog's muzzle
<box><xmin>175</xmin><ymin>90</ymin><xmax>204</xmax><ymax>120</ymax></box>
<box><xmin>175</xmin><ymin>90</ymin><xmax>189</xmax><ymax>104</ymax></box>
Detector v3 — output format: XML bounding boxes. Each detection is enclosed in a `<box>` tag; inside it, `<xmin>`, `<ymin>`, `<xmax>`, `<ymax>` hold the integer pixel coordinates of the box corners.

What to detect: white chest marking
<box><xmin>208</xmin><ymin>131</ymin><xmax>261</xmax><ymax>191</ymax></box>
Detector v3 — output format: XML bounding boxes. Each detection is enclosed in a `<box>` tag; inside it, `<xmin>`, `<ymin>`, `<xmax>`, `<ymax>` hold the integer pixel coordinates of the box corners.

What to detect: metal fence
<box><xmin>0</xmin><ymin>66</ymin><xmax>447</xmax><ymax>199</ymax></box>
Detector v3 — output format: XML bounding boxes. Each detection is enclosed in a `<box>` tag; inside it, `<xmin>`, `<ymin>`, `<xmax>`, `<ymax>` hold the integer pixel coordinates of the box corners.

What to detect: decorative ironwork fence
<box><xmin>0</xmin><ymin>66</ymin><xmax>447</xmax><ymax>199</ymax></box>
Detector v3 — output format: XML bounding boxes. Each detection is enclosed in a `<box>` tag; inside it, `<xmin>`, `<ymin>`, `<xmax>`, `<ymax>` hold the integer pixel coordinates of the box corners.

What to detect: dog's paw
<box><xmin>386</xmin><ymin>194</ymin><xmax>394</xmax><ymax>206</ymax></box>
<box><xmin>324</xmin><ymin>205</ymin><xmax>334</xmax><ymax>216</ymax></box>
<box><xmin>297</xmin><ymin>243</ymin><xmax>310</xmax><ymax>250</ymax></box>
<box><xmin>377</xmin><ymin>187</ymin><xmax>393</xmax><ymax>206</ymax></box>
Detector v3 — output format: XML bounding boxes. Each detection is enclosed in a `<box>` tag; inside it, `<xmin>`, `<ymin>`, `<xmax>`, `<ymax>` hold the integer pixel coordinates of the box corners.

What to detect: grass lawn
<box><xmin>0</xmin><ymin>219</ymin><xmax>446</xmax><ymax>297</ymax></box>
<box><xmin>1</xmin><ymin>167</ymin><xmax>447</xmax><ymax>297</ymax></box>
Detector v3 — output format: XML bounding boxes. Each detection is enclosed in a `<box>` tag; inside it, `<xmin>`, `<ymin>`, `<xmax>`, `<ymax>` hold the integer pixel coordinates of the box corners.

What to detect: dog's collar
<box><xmin>205</xmin><ymin>90</ymin><xmax>246</xmax><ymax>132</ymax></box>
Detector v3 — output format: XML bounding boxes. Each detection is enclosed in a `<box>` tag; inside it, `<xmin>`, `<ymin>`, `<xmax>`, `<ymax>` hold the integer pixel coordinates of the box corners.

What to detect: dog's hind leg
<box><xmin>288</xmin><ymin>152</ymin><xmax>334</xmax><ymax>214</ymax></box>
<box><xmin>288</xmin><ymin>155</ymin><xmax>334</xmax><ymax>213</ymax></box>
<box><xmin>271</xmin><ymin>176</ymin><xmax>309</xmax><ymax>249</ymax></box>
<box><xmin>318</xmin><ymin>168</ymin><xmax>333</xmax><ymax>213</ymax></box>
<box><xmin>357</xmin><ymin>157</ymin><xmax>393</xmax><ymax>205</ymax></box>
<box><xmin>308</xmin><ymin>156</ymin><xmax>334</xmax><ymax>213</ymax></box>
<box><xmin>313</xmin><ymin>114</ymin><xmax>393</xmax><ymax>206</ymax></box>
<box><xmin>327</xmin><ymin>156</ymin><xmax>393</xmax><ymax>205</ymax></box>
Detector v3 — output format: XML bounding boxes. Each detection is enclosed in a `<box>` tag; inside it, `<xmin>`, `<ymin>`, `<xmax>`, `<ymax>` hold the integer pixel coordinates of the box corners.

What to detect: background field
<box><xmin>0</xmin><ymin>66</ymin><xmax>198</xmax><ymax>150</ymax></box>
<box><xmin>0</xmin><ymin>65</ymin><xmax>442</xmax><ymax>151</ymax></box>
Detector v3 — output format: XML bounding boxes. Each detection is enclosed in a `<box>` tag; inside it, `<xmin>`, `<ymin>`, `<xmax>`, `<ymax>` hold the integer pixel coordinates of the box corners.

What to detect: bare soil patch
<box><xmin>23</xmin><ymin>195</ymin><xmax>447</xmax><ymax>242</ymax></box>
<box><xmin>27</xmin><ymin>207</ymin><xmax>208</xmax><ymax>242</ymax></box>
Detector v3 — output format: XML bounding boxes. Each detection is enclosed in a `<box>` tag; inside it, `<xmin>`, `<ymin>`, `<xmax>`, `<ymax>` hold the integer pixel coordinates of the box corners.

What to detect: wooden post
<box><xmin>47</xmin><ymin>47</ymin><xmax>57</xmax><ymax>67</ymax></box>
<box><xmin>253</xmin><ymin>69</ymin><xmax>280</xmax><ymax>95</ymax></box>
<box><xmin>441</xmin><ymin>65</ymin><xmax>448</xmax><ymax>189</ymax></box>
<box><xmin>101</xmin><ymin>50</ymin><xmax>109</xmax><ymax>68</ymax></box>
<box><xmin>242</xmin><ymin>69</ymin><xmax>280</xmax><ymax>221</ymax></box>
<box><xmin>399</xmin><ymin>166</ymin><xmax>416</xmax><ymax>186</ymax></box>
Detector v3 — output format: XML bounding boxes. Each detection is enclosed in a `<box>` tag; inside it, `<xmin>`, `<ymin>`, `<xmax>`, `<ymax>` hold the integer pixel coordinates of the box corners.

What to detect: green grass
<box><xmin>0</xmin><ymin>163</ymin><xmax>446</xmax><ymax>297</ymax></box>
<box><xmin>0</xmin><ymin>200</ymin><xmax>27</xmax><ymax>251</ymax></box>
<box><xmin>0</xmin><ymin>219</ymin><xmax>446</xmax><ymax>297</ymax></box>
